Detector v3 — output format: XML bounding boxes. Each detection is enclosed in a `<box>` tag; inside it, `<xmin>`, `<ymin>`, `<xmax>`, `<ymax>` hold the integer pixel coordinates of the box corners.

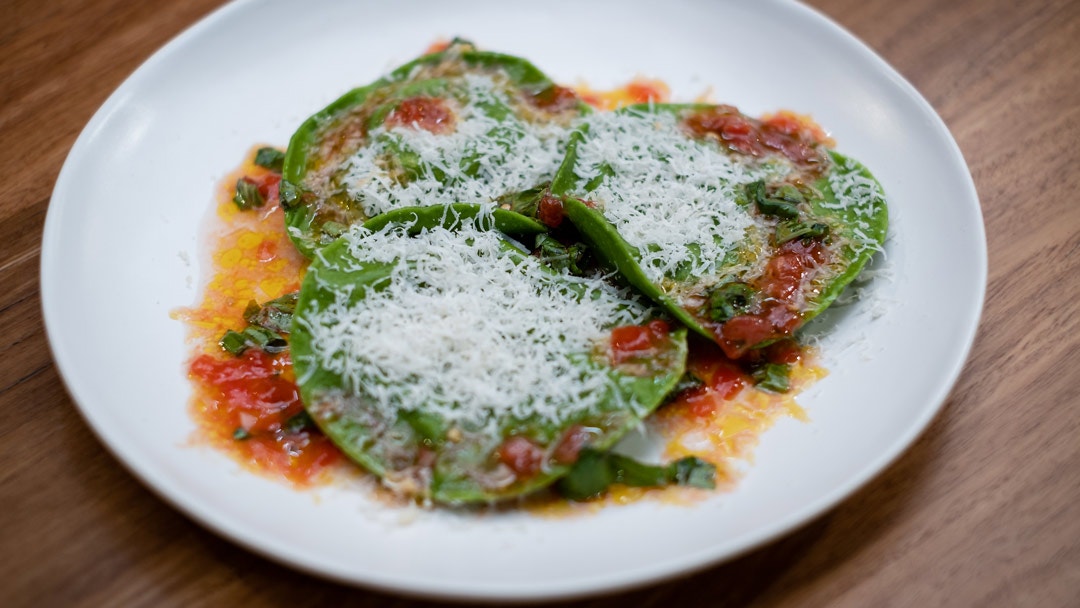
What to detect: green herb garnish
<box><xmin>706</xmin><ymin>282</ymin><xmax>755</xmax><ymax>323</ymax></box>
<box><xmin>219</xmin><ymin>330</ymin><xmax>249</xmax><ymax>356</ymax></box>
<box><xmin>283</xmin><ymin>411</ymin><xmax>315</xmax><ymax>434</ymax></box>
<box><xmin>253</xmin><ymin>147</ymin><xmax>285</xmax><ymax>172</ymax></box>
<box><xmin>557</xmin><ymin>449</ymin><xmax>717</xmax><ymax>501</ymax></box>
<box><xmin>535</xmin><ymin>234</ymin><xmax>588</xmax><ymax>275</ymax></box>
<box><xmin>746</xmin><ymin>180</ymin><xmax>800</xmax><ymax>219</ymax></box>
<box><xmin>752</xmin><ymin>363</ymin><xmax>791</xmax><ymax>393</ymax></box>
<box><xmin>243</xmin><ymin>293</ymin><xmax>299</xmax><ymax>334</ymax></box>
<box><xmin>232</xmin><ymin>177</ymin><xmax>265</xmax><ymax>210</ymax></box>
<box><xmin>776</xmin><ymin>221</ymin><xmax>830</xmax><ymax>245</ymax></box>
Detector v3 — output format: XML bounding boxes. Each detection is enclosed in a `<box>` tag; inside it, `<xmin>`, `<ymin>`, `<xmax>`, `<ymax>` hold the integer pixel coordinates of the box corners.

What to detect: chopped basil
<box><xmin>283</xmin><ymin>411</ymin><xmax>315</xmax><ymax>434</ymax></box>
<box><xmin>321</xmin><ymin>221</ymin><xmax>347</xmax><ymax>239</ymax></box>
<box><xmin>232</xmin><ymin>177</ymin><xmax>265</xmax><ymax>210</ymax></box>
<box><xmin>219</xmin><ymin>330</ymin><xmax>249</xmax><ymax>356</ymax></box>
<box><xmin>496</xmin><ymin>183</ymin><xmax>549</xmax><ymax>218</ymax></box>
<box><xmin>557</xmin><ymin>449</ymin><xmax>717</xmax><ymax>501</ymax></box>
<box><xmin>555</xmin><ymin>450</ymin><xmax>616</xmax><ymax>501</ymax></box>
<box><xmin>706</xmin><ymin>282</ymin><xmax>755</xmax><ymax>323</ymax></box>
<box><xmin>241</xmin><ymin>326</ymin><xmax>288</xmax><ymax>354</ymax></box>
<box><xmin>278</xmin><ymin>180</ymin><xmax>302</xmax><ymax>210</ymax></box>
<box><xmin>773</xmin><ymin>184</ymin><xmax>806</xmax><ymax>205</ymax></box>
<box><xmin>253</xmin><ymin>147</ymin><xmax>285</xmax><ymax>173</ymax></box>
<box><xmin>752</xmin><ymin>363</ymin><xmax>791</xmax><ymax>393</ymax></box>
<box><xmin>746</xmin><ymin>180</ymin><xmax>799</xmax><ymax>219</ymax></box>
<box><xmin>233</xmin><ymin>427</ymin><xmax>251</xmax><ymax>441</ymax></box>
<box><xmin>776</xmin><ymin>221</ymin><xmax>830</xmax><ymax>245</ymax></box>
<box><xmin>756</xmin><ymin>197</ymin><xmax>800</xmax><ymax>219</ymax></box>
<box><xmin>669</xmin><ymin>457</ymin><xmax>716</xmax><ymax>488</ymax></box>
<box><xmin>243</xmin><ymin>293</ymin><xmax>299</xmax><ymax>334</ymax></box>
<box><xmin>535</xmin><ymin>234</ymin><xmax>588</xmax><ymax>275</ymax></box>
<box><xmin>219</xmin><ymin>326</ymin><xmax>288</xmax><ymax>356</ymax></box>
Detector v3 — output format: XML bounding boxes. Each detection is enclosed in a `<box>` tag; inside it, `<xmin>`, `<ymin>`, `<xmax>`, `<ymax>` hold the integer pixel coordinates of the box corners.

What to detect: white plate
<box><xmin>42</xmin><ymin>0</ymin><xmax>985</xmax><ymax>601</ymax></box>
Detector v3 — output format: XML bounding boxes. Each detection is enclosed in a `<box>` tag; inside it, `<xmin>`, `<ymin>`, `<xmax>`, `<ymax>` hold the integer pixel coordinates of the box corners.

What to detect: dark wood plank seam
<box><xmin>0</xmin><ymin>361</ymin><xmax>53</xmax><ymax>396</ymax></box>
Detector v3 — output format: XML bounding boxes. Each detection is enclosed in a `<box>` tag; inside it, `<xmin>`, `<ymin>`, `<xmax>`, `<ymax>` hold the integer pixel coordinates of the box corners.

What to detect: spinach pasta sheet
<box><xmin>280</xmin><ymin>40</ymin><xmax>588</xmax><ymax>257</ymax></box>
<box><xmin>289</xmin><ymin>209</ymin><xmax>687</xmax><ymax>503</ymax></box>
<box><xmin>549</xmin><ymin>104</ymin><xmax>888</xmax><ymax>358</ymax></box>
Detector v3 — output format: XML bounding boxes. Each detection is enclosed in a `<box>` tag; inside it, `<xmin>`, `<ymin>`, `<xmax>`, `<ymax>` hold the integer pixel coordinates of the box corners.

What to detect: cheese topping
<box><xmin>343</xmin><ymin>74</ymin><xmax>574</xmax><ymax>217</ymax></box>
<box><xmin>572</xmin><ymin>110</ymin><xmax>776</xmax><ymax>285</ymax></box>
<box><xmin>296</xmin><ymin>218</ymin><xmax>654</xmax><ymax>430</ymax></box>
<box><xmin>825</xmin><ymin>155</ymin><xmax>888</xmax><ymax>255</ymax></box>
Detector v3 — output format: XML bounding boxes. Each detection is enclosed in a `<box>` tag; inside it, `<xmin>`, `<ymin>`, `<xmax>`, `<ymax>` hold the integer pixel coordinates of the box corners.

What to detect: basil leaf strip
<box><xmin>557</xmin><ymin>449</ymin><xmax>717</xmax><ymax>501</ymax></box>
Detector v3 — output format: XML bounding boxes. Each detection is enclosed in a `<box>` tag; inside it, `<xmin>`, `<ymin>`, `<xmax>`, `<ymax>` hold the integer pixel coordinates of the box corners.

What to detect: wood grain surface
<box><xmin>2</xmin><ymin>0</ymin><xmax>1078</xmax><ymax>605</ymax></box>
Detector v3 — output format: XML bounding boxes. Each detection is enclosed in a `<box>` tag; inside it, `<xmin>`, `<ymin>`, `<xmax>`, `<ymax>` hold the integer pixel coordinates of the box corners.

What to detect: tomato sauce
<box><xmin>528</xmin><ymin>84</ymin><xmax>582</xmax><ymax>113</ymax></box>
<box><xmin>189</xmin><ymin>350</ymin><xmax>340</xmax><ymax>482</ymax></box>
<box><xmin>497</xmin><ymin>436</ymin><xmax>545</xmax><ymax>477</ymax></box>
<box><xmin>649</xmin><ymin>337</ymin><xmax>821</xmax><ymax>489</ymax></box>
<box><xmin>713</xmin><ymin>239</ymin><xmax>829</xmax><ymax>360</ymax></box>
<box><xmin>386</xmin><ymin>97</ymin><xmax>455</xmax><ymax>134</ymax></box>
<box><xmin>577</xmin><ymin>77</ymin><xmax>671</xmax><ymax>110</ymax></box>
<box><xmin>609</xmin><ymin>320</ymin><xmax>671</xmax><ymax>365</ymax></box>
<box><xmin>176</xmin><ymin>147</ymin><xmax>341</xmax><ymax>486</ymax></box>
<box><xmin>537</xmin><ymin>194</ymin><xmax>565</xmax><ymax>228</ymax></box>
<box><xmin>684</xmin><ymin>105</ymin><xmax>828</xmax><ymax>170</ymax></box>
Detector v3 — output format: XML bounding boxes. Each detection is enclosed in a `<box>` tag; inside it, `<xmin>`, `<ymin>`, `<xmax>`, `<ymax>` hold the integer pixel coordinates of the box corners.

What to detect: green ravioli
<box><xmin>550</xmin><ymin>103</ymin><xmax>888</xmax><ymax>358</ymax></box>
<box><xmin>289</xmin><ymin>208</ymin><xmax>687</xmax><ymax>503</ymax></box>
<box><xmin>280</xmin><ymin>40</ymin><xmax>589</xmax><ymax>257</ymax></box>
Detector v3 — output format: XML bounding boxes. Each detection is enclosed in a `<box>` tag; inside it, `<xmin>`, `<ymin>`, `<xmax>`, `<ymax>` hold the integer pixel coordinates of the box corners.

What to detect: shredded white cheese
<box><xmin>572</xmin><ymin>110</ymin><xmax>775</xmax><ymax>284</ymax></box>
<box><xmin>296</xmin><ymin>219</ymin><xmax>654</xmax><ymax>431</ymax></box>
<box><xmin>344</xmin><ymin>74</ymin><xmax>573</xmax><ymax>217</ymax></box>
<box><xmin>825</xmin><ymin>155</ymin><xmax>888</xmax><ymax>255</ymax></box>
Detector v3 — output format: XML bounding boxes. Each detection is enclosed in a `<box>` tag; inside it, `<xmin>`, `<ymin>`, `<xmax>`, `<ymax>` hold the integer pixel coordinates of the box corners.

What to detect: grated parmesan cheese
<box><xmin>296</xmin><ymin>219</ymin><xmax>656</xmax><ymax>431</ymax></box>
<box><xmin>571</xmin><ymin>110</ymin><xmax>778</xmax><ymax>287</ymax></box>
<box><xmin>343</xmin><ymin>74</ymin><xmax>575</xmax><ymax>217</ymax></box>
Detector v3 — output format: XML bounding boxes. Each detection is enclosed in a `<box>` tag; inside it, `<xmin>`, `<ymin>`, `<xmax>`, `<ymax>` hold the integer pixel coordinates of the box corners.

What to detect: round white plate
<box><xmin>42</xmin><ymin>0</ymin><xmax>985</xmax><ymax>601</ymax></box>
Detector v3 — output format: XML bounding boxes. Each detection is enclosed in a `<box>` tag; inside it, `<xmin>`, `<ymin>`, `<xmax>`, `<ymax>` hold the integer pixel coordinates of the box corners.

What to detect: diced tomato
<box><xmin>255</xmin><ymin>239</ymin><xmax>277</xmax><ymax>263</ymax></box>
<box><xmin>678</xmin><ymin>363</ymin><xmax>745</xmax><ymax>418</ymax></box>
<box><xmin>765</xmin><ymin>303</ymin><xmax>802</xmax><ymax>334</ymax></box>
<box><xmin>709</xmin><ymin>236</ymin><xmax>829</xmax><ymax>358</ymax></box>
<box><xmin>386</xmin><ymin>97</ymin><xmax>455</xmax><ymax>134</ymax></box>
<box><xmin>417</xmin><ymin>447</ymin><xmax>437</xmax><ymax>468</ymax></box>
<box><xmin>529</xmin><ymin>84</ymin><xmax>580</xmax><ymax>113</ymax></box>
<box><xmin>190</xmin><ymin>350</ymin><xmax>299</xmax><ymax>433</ymax></box>
<box><xmin>709</xmin><ymin>363</ymin><xmax>746</xmax><ymax>400</ymax></box>
<box><xmin>683</xmin><ymin>388</ymin><xmax>717</xmax><ymax>418</ymax></box>
<box><xmin>764</xmin><ymin>339</ymin><xmax>803</xmax><ymax>365</ymax></box>
<box><xmin>626</xmin><ymin>81</ymin><xmax>666</xmax><ymax>104</ymax></box>
<box><xmin>610</xmin><ymin>321</ymin><xmax>670</xmax><ymax>365</ymax></box>
<box><xmin>189</xmin><ymin>349</ymin><xmax>341</xmax><ymax>484</ymax></box>
<box><xmin>537</xmin><ymin>194</ymin><xmax>565</xmax><ymax>228</ymax></box>
<box><xmin>684</xmin><ymin>106</ymin><xmax>826</xmax><ymax>168</ymax></box>
<box><xmin>762</xmin><ymin>253</ymin><xmax>806</xmax><ymax>300</ymax></box>
<box><xmin>579</xmin><ymin>92</ymin><xmax>604</xmax><ymax>108</ymax></box>
<box><xmin>497</xmin><ymin>436</ymin><xmax>544</xmax><ymax>477</ymax></box>
<box><xmin>424</xmin><ymin>39</ymin><xmax>452</xmax><ymax>55</ymax></box>
<box><xmin>717</xmin><ymin>315</ymin><xmax>773</xmax><ymax>359</ymax></box>
<box><xmin>763</xmin><ymin>113</ymin><xmax>803</xmax><ymax>136</ymax></box>
<box><xmin>254</xmin><ymin>173</ymin><xmax>281</xmax><ymax>201</ymax></box>
<box><xmin>553</xmin><ymin>425</ymin><xmax>590</xmax><ymax>464</ymax></box>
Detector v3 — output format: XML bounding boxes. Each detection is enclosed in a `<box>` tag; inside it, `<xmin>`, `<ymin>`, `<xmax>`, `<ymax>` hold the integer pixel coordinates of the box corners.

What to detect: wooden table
<box><xmin>3</xmin><ymin>0</ymin><xmax>1078</xmax><ymax>605</ymax></box>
